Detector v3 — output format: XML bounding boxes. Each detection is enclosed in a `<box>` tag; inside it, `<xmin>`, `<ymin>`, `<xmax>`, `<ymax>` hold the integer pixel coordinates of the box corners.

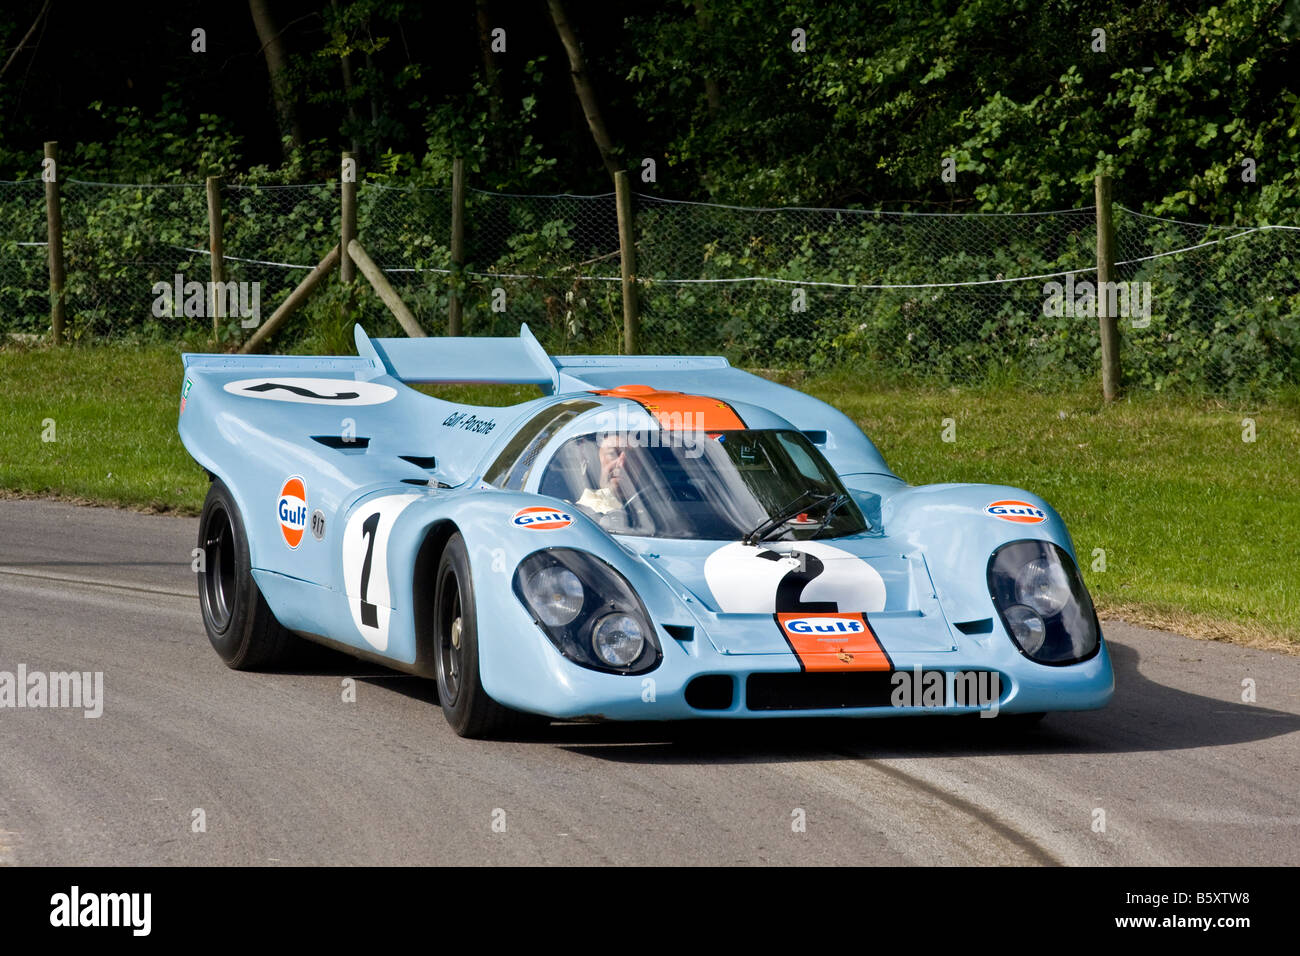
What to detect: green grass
<box><xmin>801</xmin><ymin>371</ymin><xmax>1300</xmax><ymax>648</ymax></box>
<box><xmin>2</xmin><ymin>344</ymin><xmax>1296</xmax><ymax>647</ymax></box>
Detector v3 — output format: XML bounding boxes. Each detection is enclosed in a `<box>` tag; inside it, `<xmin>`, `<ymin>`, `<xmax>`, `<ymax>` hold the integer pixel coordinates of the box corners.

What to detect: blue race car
<box><xmin>178</xmin><ymin>325</ymin><xmax>1113</xmax><ymax>737</ymax></box>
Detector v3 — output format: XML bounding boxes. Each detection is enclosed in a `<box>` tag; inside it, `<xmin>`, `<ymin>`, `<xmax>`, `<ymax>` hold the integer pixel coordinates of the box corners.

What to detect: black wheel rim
<box><xmin>437</xmin><ymin>567</ymin><xmax>464</xmax><ymax>706</ymax></box>
<box><xmin>200</xmin><ymin>505</ymin><xmax>236</xmax><ymax>632</ymax></box>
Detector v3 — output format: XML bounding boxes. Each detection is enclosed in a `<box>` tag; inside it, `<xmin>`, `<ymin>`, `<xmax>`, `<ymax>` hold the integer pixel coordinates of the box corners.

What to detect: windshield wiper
<box><xmin>810</xmin><ymin>492</ymin><xmax>853</xmax><ymax>539</ymax></box>
<box><xmin>742</xmin><ymin>490</ymin><xmax>837</xmax><ymax>545</ymax></box>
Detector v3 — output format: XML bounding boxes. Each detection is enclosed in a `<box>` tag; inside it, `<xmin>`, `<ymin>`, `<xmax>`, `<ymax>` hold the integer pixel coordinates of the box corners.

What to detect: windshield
<box><xmin>536</xmin><ymin>428</ymin><xmax>867</xmax><ymax>540</ymax></box>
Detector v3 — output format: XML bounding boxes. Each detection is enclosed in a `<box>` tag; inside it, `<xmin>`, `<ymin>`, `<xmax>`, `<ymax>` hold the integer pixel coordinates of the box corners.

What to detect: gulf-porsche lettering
<box><xmin>277</xmin><ymin>476</ymin><xmax>307</xmax><ymax>548</ymax></box>
<box><xmin>512</xmin><ymin>507</ymin><xmax>574</xmax><ymax>530</ymax></box>
<box><xmin>784</xmin><ymin>616</ymin><xmax>866</xmax><ymax>635</ymax></box>
<box><xmin>985</xmin><ymin>499</ymin><xmax>1047</xmax><ymax>523</ymax></box>
<box><xmin>442</xmin><ymin>411</ymin><xmax>497</xmax><ymax>435</ymax></box>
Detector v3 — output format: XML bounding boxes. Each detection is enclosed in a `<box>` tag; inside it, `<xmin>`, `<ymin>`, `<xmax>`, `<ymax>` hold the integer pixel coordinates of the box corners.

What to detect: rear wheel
<box><xmin>198</xmin><ymin>479</ymin><xmax>298</xmax><ymax>670</ymax></box>
<box><xmin>434</xmin><ymin>532</ymin><xmax>537</xmax><ymax>738</ymax></box>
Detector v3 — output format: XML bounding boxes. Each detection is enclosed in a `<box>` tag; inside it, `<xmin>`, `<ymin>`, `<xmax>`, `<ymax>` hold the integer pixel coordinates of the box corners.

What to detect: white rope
<box><xmin>469</xmin><ymin>187</ymin><xmax>615</xmax><ymax>199</ymax></box>
<box><xmin>156</xmin><ymin>218</ymin><xmax>1298</xmax><ymax>290</ymax></box>
<box><xmin>222</xmin><ymin>183</ymin><xmax>334</xmax><ymax>191</ymax></box>
<box><xmin>1115</xmin><ymin>205</ymin><xmax>1300</xmax><ymax>231</ymax></box>
<box><xmin>635</xmin><ymin>193</ymin><xmax>1096</xmax><ymax>217</ymax></box>
<box><xmin>65</xmin><ymin>179</ymin><xmax>201</xmax><ymax>189</ymax></box>
<box><xmin>168</xmin><ymin>245</ymin><xmax>315</xmax><ymax>270</ymax></box>
<box><xmin>1113</xmin><ymin>225</ymin><xmax>1300</xmax><ymax>268</ymax></box>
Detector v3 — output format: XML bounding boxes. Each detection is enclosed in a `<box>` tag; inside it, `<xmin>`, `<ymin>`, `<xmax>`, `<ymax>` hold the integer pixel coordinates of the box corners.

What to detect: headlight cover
<box><xmin>513</xmin><ymin>549</ymin><xmax>661</xmax><ymax>674</ymax></box>
<box><xmin>987</xmin><ymin>540</ymin><xmax>1100</xmax><ymax>665</ymax></box>
<box><xmin>521</xmin><ymin>564</ymin><xmax>585</xmax><ymax>626</ymax></box>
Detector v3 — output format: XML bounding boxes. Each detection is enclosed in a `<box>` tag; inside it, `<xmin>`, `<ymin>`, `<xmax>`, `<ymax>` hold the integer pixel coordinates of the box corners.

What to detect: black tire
<box><xmin>433</xmin><ymin>532</ymin><xmax>536</xmax><ymax>738</ymax></box>
<box><xmin>197</xmin><ymin>478</ymin><xmax>298</xmax><ymax>670</ymax></box>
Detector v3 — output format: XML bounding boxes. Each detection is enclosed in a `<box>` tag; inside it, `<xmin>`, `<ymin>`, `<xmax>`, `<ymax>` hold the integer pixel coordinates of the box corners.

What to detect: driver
<box><xmin>577</xmin><ymin>432</ymin><xmax>644</xmax><ymax>515</ymax></box>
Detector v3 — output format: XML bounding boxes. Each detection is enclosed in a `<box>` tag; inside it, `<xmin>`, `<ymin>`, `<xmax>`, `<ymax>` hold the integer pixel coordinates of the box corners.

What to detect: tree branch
<box><xmin>0</xmin><ymin>0</ymin><xmax>53</xmax><ymax>83</ymax></box>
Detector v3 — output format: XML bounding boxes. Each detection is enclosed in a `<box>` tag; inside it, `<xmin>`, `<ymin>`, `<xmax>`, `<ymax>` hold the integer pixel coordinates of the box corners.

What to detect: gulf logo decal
<box><xmin>984</xmin><ymin>499</ymin><xmax>1047</xmax><ymax>524</ymax></box>
<box><xmin>775</xmin><ymin>612</ymin><xmax>892</xmax><ymax>672</ymax></box>
<box><xmin>277</xmin><ymin>476</ymin><xmax>308</xmax><ymax>548</ymax></box>
<box><xmin>783</xmin><ymin>615</ymin><xmax>866</xmax><ymax>635</ymax></box>
<box><xmin>512</xmin><ymin>507</ymin><xmax>574</xmax><ymax>530</ymax></box>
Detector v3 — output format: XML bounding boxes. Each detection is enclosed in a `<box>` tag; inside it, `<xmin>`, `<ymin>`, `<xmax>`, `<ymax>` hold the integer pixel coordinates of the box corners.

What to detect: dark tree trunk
<box><xmin>547</xmin><ymin>0</ymin><xmax>619</xmax><ymax>180</ymax></box>
<box><xmin>248</xmin><ymin>0</ymin><xmax>304</xmax><ymax>157</ymax></box>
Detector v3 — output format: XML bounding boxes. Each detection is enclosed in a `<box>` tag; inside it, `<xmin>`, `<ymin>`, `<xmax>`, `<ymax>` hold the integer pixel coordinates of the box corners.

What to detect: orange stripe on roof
<box><xmin>591</xmin><ymin>384</ymin><xmax>746</xmax><ymax>431</ymax></box>
<box><xmin>775</xmin><ymin>612</ymin><xmax>893</xmax><ymax>672</ymax></box>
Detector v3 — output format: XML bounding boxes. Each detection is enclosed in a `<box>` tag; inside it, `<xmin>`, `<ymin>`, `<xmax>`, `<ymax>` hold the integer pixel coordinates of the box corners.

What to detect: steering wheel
<box><xmin>620</xmin><ymin>480</ymin><xmax>702</xmax><ymax>513</ymax></box>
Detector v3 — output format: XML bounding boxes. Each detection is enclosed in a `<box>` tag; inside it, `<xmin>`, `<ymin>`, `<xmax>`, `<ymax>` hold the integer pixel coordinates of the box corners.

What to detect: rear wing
<box><xmin>183</xmin><ymin>324</ymin><xmax>733</xmax><ymax>396</ymax></box>
<box><xmin>358</xmin><ymin>325</ymin><xmax>732</xmax><ymax>395</ymax></box>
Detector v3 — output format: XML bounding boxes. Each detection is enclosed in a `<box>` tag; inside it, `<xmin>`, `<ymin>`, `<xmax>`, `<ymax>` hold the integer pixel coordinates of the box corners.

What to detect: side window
<box><xmin>482</xmin><ymin>400</ymin><xmax>598</xmax><ymax>490</ymax></box>
<box><xmin>775</xmin><ymin>431</ymin><xmax>826</xmax><ymax>483</ymax></box>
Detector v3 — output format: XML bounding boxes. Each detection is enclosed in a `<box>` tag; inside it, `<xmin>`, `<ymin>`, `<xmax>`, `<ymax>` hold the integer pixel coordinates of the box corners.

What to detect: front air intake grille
<box><xmin>745</xmin><ymin>669</ymin><xmax>1002</xmax><ymax>711</ymax></box>
<box><xmin>685</xmin><ymin>675</ymin><xmax>734</xmax><ymax>710</ymax></box>
<box><xmin>746</xmin><ymin>672</ymin><xmax>902</xmax><ymax>710</ymax></box>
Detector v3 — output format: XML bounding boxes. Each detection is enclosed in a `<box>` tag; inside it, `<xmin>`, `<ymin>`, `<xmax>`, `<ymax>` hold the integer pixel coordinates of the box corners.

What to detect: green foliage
<box><xmin>624</xmin><ymin>0</ymin><xmax>1300</xmax><ymax>224</ymax></box>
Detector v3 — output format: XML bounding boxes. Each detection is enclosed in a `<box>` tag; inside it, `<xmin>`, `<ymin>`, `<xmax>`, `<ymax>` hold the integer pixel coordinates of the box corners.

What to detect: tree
<box><xmin>248</xmin><ymin>0</ymin><xmax>304</xmax><ymax>158</ymax></box>
<box><xmin>548</xmin><ymin>0</ymin><xmax>619</xmax><ymax>180</ymax></box>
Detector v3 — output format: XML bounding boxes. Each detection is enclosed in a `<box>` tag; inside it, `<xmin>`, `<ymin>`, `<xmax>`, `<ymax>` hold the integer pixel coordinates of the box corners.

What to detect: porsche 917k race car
<box><xmin>178</xmin><ymin>325</ymin><xmax>1114</xmax><ymax>737</ymax></box>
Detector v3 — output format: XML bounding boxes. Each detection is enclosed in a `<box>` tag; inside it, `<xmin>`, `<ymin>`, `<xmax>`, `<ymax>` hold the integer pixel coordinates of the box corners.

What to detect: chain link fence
<box><xmin>1</xmin><ymin>176</ymin><xmax>1295</xmax><ymax>395</ymax></box>
<box><xmin>0</xmin><ymin>180</ymin><xmax>50</xmax><ymax>336</ymax></box>
<box><xmin>1113</xmin><ymin>210</ymin><xmax>1300</xmax><ymax>395</ymax></box>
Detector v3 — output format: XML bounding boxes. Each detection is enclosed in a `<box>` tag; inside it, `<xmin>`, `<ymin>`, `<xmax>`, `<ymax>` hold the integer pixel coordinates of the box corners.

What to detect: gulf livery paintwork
<box><xmin>177</xmin><ymin>324</ymin><xmax>1114</xmax><ymax>720</ymax></box>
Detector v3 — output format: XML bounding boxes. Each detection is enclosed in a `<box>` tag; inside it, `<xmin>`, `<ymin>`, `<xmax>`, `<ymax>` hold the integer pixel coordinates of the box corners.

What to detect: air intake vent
<box><xmin>746</xmin><ymin>671</ymin><xmax>920</xmax><ymax>711</ymax></box>
<box><xmin>685</xmin><ymin>675</ymin><xmax>733</xmax><ymax>710</ymax></box>
<box><xmin>663</xmin><ymin>624</ymin><xmax>694</xmax><ymax>642</ymax></box>
<box><xmin>400</xmin><ymin>455</ymin><xmax>437</xmax><ymax>469</ymax></box>
<box><xmin>954</xmin><ymin>618</ymin><xmax>993</xmax><ymax>635</ymax></box>
<box><xmin>312</xmin><ymin>435</ymin><xmax>369</xmax><ymax>449</ymax></box>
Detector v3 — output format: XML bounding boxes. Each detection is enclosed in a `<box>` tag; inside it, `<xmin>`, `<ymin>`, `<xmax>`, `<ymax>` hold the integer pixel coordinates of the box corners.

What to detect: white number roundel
<box><xmin>225</xmin><ymin>377</ymin><xmax>397</xmax><ymax>406</ymax></box>
<box><xmin>341</xmin><ymin>494</ymin><xmax>421</xmax><ymax>651</ymax></box>
<box><xmin>703</xmin><ymin>540</ymin><xmax>887</xmax><ymax>614</ymax></box>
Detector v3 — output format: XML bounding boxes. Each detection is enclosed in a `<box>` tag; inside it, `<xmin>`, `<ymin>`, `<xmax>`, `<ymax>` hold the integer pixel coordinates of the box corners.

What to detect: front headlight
<box><xmin>513</xmin><ymin>549</ymin><xmax>661</xmax><ymax>674</ymax></box>
<box><xmin>988</xmin><ymin>540</ymin><xmax>1099</xmax><ymax>665</ymax></box>
<box><xmin>592</xmin><ymin>613</ymin><xmax>645</xmax><ymax>667</ymax></box>
<box><xmin>521</xmin><ymin>564</ymin><xmax>584</xmax><ymax>626</ymax></box>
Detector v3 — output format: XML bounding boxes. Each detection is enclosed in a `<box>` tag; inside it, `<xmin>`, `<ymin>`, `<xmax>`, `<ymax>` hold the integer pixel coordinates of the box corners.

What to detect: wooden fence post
<box><xmin>349</xmin><ymin>239</ymin><xmax>427</xmax><ymax>338</ymax></box>
<box><xmin>240</xmin><ymin>245</ymin><xmax>342</xmax><ymax>353</ymax></box>
<box><xmin>449</xmin><ymin>156</ymin><xmax>465</xmax><ymax>335</ymax></box>
<box><xmin>44</xmin><ymin>141</ymin><xmax>66</xmax><ymax>346</ymax></box>
<box><xmin>1095</xmin><ymin>175</ymin><xmax>1120</xmax><ymax>401</ymax></box>
<box><xmin>614</xmin><ymin>169</ymin><xmax>640</xmax><ymax>354</ymax></box>
<box><xmin>206</xmin><ymin>175</ymin><xmax>224</xmax><ymax>340</ymax></box>
<box><xmin>341</xmin><ymin>151</ymin><xmax>357</xmax><ymax>285</ymax></box>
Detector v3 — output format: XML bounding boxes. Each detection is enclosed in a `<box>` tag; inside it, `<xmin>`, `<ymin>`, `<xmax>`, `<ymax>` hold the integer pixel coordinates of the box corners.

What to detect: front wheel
<box><xmin>433</xmin><ymin>532</ymin><xmax>537</xmax><ymax>738</ymax></box>
<box><xmin>197</xmin><ymin>478</ymin><xmax>298</xmax><ymax>670</ymax></box>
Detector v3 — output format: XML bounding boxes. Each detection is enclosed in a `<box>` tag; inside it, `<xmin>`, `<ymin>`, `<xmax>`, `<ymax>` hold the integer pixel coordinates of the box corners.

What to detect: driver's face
<box><xmin>598</xmin><ymin>434</ymin><xmax>637</xmax><ymax>500</ymax></box>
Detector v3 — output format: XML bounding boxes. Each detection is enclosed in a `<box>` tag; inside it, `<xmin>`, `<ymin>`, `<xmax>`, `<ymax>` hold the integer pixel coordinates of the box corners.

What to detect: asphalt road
<box><xmin>1</xmin><ymin>497</ymin><xmax>1297</xmax><ymax>866</ymax></box>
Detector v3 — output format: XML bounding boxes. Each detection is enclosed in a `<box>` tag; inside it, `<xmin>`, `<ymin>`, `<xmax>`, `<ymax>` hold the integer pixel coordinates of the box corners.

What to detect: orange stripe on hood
<box><xmin>591</xmin><ymin>384</ymin><xmax>746</xmax><ymax>431</ymax></box>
